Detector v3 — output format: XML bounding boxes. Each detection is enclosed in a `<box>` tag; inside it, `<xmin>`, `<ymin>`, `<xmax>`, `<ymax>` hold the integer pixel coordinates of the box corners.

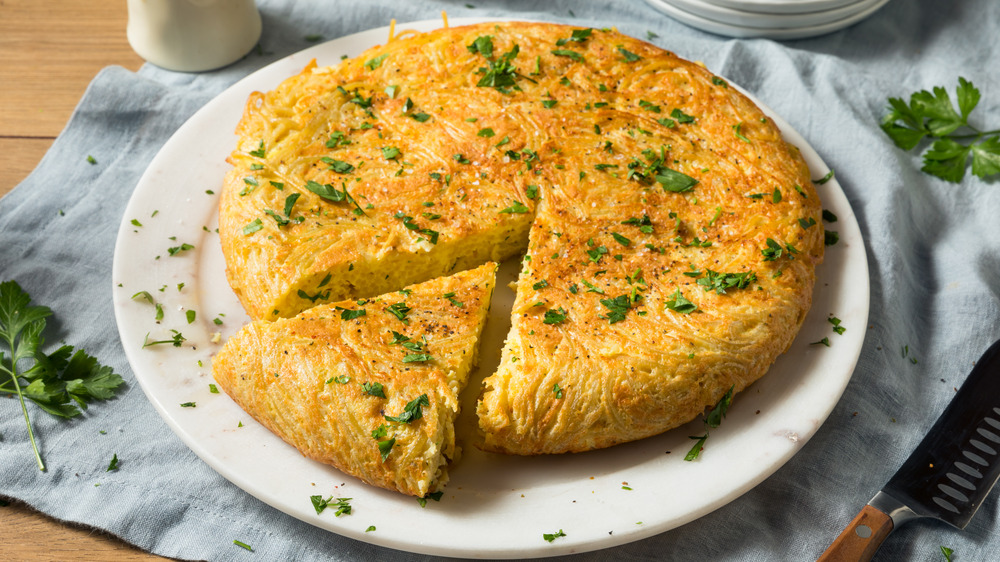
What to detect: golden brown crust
<box><xmin>219</xmin><ymin>22</ymin><xmax>823</xmax><ymax>458</ymax></box>
<box><xmin>212</xmin><ymin>263</ymin><xmax>496</xmax><ymax>496</ymax></box>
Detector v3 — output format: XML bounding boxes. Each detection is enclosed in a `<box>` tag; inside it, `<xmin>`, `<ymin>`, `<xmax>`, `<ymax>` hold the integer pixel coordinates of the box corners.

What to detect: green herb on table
<box><xmin>86</xmin><ymin>155</ymin><xmax>97</xmax><ymax>165</ymax></box>
<box><xmin>233</xmin><ymin>540</ymin><xmax>253</xmax><ymax>552</ymax></box>
<box><xmin>941</xmin><ymin>546</ymin><xmax>954</xmax><ymax>562</ymax></box>
<box><xmin>0</xmin><ymin>281</ymin><xmax>125</xmax><ymax>471</ymax></box>
<box><xmin>106</xmin><ymin>453</ymin><xmax>119</xmax><ymax>472</ymax></box>
<box><xmin>881</xmin><ymin>77</ymin><xmax>1000</xmax><ymax>182</ymax></box>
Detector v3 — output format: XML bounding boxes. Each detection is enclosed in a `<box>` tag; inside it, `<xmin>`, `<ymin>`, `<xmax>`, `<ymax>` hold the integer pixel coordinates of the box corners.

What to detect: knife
<box><xmin>818</xmin><ymin>338</ymin><xmax>1000</xmax><ymax>561</ymax></box>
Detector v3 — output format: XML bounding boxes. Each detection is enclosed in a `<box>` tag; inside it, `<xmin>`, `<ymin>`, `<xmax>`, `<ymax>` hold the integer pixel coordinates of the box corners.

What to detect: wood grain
<box><xmin>0</xmin><ymin>0</ymin><xmax>162</xmax><ymax>559</ymax></box>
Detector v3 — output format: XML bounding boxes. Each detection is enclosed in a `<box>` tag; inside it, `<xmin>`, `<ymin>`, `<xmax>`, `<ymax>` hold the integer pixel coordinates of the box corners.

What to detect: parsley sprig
<box><xmin>881</xmin><ymin>77</ymin><xmax>1000</xmax><ymax>182</ymax></box>
<box><xmin>0</xmin><ymin>281</ymin><xmax>124</xmax><ymax>470</ymax></box>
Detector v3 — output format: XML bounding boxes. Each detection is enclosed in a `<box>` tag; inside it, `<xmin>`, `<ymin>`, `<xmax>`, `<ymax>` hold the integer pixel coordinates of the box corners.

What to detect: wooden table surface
<box><xmin>0</xmin><ymin>1</ymin><xmax>165</xmax><ymax>560</ymax></box>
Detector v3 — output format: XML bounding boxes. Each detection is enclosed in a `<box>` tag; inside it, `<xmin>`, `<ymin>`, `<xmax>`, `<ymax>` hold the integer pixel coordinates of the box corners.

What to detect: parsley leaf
<box><xmin>385</xmin><ymin>394</ymin><xmax>430</xmax><ymax>423</ymax></box>
<box><xmin>684</xmin><ymin>385</ymin><xmax>734</xmax><ymax>461</ymax></box>
<box><xmin>881</xmin><ymin>77</ymin><xmax>1000</xmax><ymax>182</ymax></box>
<box><xmin>543</xmin><ymin>307</ymin><xmax>568</xmax><ymax>325</ymax></box>
<box><xmin>599</xmin><ymin>294</ymin><xmax>633</xmax><ymax>324</ymax></box>
<box><xmin>361</xmin><ymin>381</ymin><xmax>386</xmax><ymax>398</ymax></box>
<box><xmin>0</xmin><ymin>281</ymin><xmax>125</xmax><ymax>470</ymax></box>
<box><xmin>664</xmin><ymin>289</ymin><xmax>698</xmax><ymax>314</ymax></box>
<box><xmin>499</xmin><ymin>201</ymin><xmax>530</xmax><ymax>214</ymax></box>
<box><xmin>543</xmin><ymin>529</ymin><xmax>567</xmax><ymax>542</ymax></box>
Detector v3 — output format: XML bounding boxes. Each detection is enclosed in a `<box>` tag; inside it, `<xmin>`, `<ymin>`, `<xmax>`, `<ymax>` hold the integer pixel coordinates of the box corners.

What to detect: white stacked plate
<box><xmin>644</xmin><ymin>0</ymin><xmax>890</xmax><ymax>39</ymax></box>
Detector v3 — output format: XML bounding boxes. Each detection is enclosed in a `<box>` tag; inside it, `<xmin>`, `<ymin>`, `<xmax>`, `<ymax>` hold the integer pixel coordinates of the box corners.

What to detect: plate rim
<box><xmin>111</xmin><ymin>17</ymin><xmax>869</xmax><ymax>558</ymax></box>
<box><xmin>643</xmin><ymin>0</ymin><xmax>890</xmax><ymax>39</ymax></box>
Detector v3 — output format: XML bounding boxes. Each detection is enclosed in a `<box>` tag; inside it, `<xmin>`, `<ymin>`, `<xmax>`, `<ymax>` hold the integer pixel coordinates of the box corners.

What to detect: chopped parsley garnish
<box><xmin>712</xmin><ymin>76</ymin><xmax>728</xmax><ymax>88</ymax></box>
<box><xmin>627</xmin><ymin>146</ymin><xmax>699</xmax><ymax>192</ymax></box>
<box><xmin>611</xmin><ymin>232</ymin><xmax>631</xmax><ymax>246</ymax></box>
<box><xmin>543</xmin><ymin>307</ymin><xmax>568</xmax><ymax>325</ymax></box>
<box><xmin>304</xmin><ymin>180</ymin><xmax>366</xmax><ymax>215</ymax></box>
<box><xmin>773</xmin><ymin>187</ymin><xmax>782</xmax><ymax>204</ymax></box>
<box><xmin>142</xmin><ymin>330</ymin><xmax>186</xmax><ymax>348</ymax></box>
<box><xmin>385</xmin><ymin>394</ymin><xmax>430</xmax><ymax>423</ymax></box>
<box><xmin>555</xmin><ymin>28</ymin><xmax>592</xmax><ymax>45</ymax></box>
<box><xmin>685</xmin><ymin>385</ymin><xmax>734</xmax><ymax>461</ymax></box>
<box><xmin>616</xmin><ymin>45</ymin><xmax>641</xmax><ymax>62</ymax></box>
<box><xmin>321</xmin><ymin>157</ymin><xmax>355</xmax><ymax>174</ymax></box>
<box><xmin>167</xmin><ymin>243</ymin><xmax>194</xmax><ymax>256</ymax></box>
<box><xmin>467</xmin><ymin>35</ymin><xmax>533</xmax><ymax>94</ymax></box>
<box><xmin>477</xmin><ymin>127</ymin><xmax>495</xmax><ymax>137</ymax></box>
<box><xmin>106</xmin><ymin>453</ymin><xmax>119</xmax><ymax>471</ymax></box>
<box><xmin>799</xmin><ymin>217</ymin><xmax>817</xmax><ymax>229</ymax></box>
<box><xmin>499</xmin><ymin>200</ymin><xmax>530</xmax><ymax>214</ymax></box>
<box><xmin>336</xmin><ymin>307</ymin><xmax>366</xmax><ymax>320</ymax></box>
<box><xmin>812</xmin><ymin>337</ymin><xmax>831</xmax><ymax>347</ymax></box>
<box><xmin>599</xmin><ymin>294</ymin><xmax>633</xmax><ymax>324</ymax></box>
<box><xmin>532</xmin><ymin>280</ymin><xmax>549</xmax><ymax>290</ymax></box>
<box><xmin>233</xmin><ymin>540</ymin><xmax>253</xmax><ymax>552</ymax></box>
<box><xmin>552</xmin><ymin>383</ymin><xmax>564</xmax><ymax>399</ymax></box>
<box><xmin>361</xmin><ymin>381</ymin><xmax>386</xmax><ymax>398</ymax></box>
<box><xmin>326</xmin><ymin>130</ymin><xmax>351</xmax><ymax>148</ymax></box>
<box><xmin>526</xmin><ymin>184</ymin><xmax>539</xmax><ymax>199</ymax></box>
<box><xmin>249</xmin><ymin>140</ymin><xmax>266</xmax><ymax>158</ymax></box>
<box><xmin>761</xmin><ymin>238</ymin><xmax>799</xmax><ymax>261</ymax></box>
<box><xmin>665</xmin><ymin>289</ymin><xmax>698</xmax><ymax>314</ymax></box>
<box><xmin>372</xmin><ymin>423</ymin><xmax>395</xmax><ymax>460</ymax></box>
<box><xmin>696</xmin><ymin>270</ymin><xmax>757</xmax><ymax>294</ymax></box>
<box><xmin>733</xmin><ymin>122</ymin><xmax>751</xmax><ymax>143</ymax></box>
<box><xmin>381</xmin><ymin>146</ymin><xmax>401</xmax><ymax>160</ymax></box>
<box><xmin>824</xmin><ymin>230</ymin><xmax>840</xmax><ymax>246</ymax></box>
<box><xmin>622</xmin><ymin>215</ymin><xmax>653</xmax><ymax>233</ymax></box>
<box><xmin>180</xmin><ymin>402</ymin><xmax>196</xmax><ymax>408</ymax></box>
<box><xmin>829</xmin><ymin>316</ymin><xmax>846</xmax><ymax>335</ymax></box>
<box><xmin>551</xmin><ymin>49</ymin><xmax>584</xmax><ymax>62</ymax></box>
<box><xmin>384</xmin><ymin>301</ymin><xmax>412</xmax><ymax>323</ymax></box>
<box><xmin>299</xmin><ymin>289</ymin><xmax>329</xmax><ymax>303</ymax></box>
<box><xmin>638</xmin><ymin>100</ymin><xmax>661</xmax><ymax>113</ymax></box>
<box><xmin>814</xmin><ymin>169</ymin><xmax>835</xmax><ymax>185</ymax></box>
<box><xmin>543</xmin><ymin>529</ymin><xmax>567</xmax><ymax>542</ymax></box>
<box><xmin>581</xmin><ymin>279</ymin><xmax>604</xmax><ymax>294</ymax></box>
<box><xmin>364</xmin><ymin>53</ymin><xmax>389</xmax><ymax>70</ymax></box>
<box><xmin>586</xmin><ymin>245</ymin><xmax>609</xmax><ymax>263</ymax></box>
<box><xmin>443</xmin><ymin>292</ymin><xmax>464</xmax><ymax>307</ymax></box>
<box><xmin>670</xmin><ymin>108</ymin><xmax>696</xmax><ymax>124</ymax></box>
<box><xmin>393</xmin><ymin>212</ymin><xmax>440</xmax><ymax>244</ymax></box>
<box><xmin>822</xmin><ymin>209</ymin><xmax>838</xmax><ymax>222</ymax></box>
<box><xmin>541</xmin><ymin>99</ymin><xmax>558</xmax><ymax>108</ymax></box>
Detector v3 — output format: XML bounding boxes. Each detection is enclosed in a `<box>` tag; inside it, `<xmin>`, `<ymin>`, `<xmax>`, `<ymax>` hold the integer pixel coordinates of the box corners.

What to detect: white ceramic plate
<box><xmin>645</xmin><ymin>0</ymin><xmax>890</xmax><ymax>39</ymax></box>
<box><xmin>703</xmin><ymin>0</ymin><xmax>863</xmax><ymax>14</ymax></box>
<box><xmin>112</xmin><ymin>17</ymin><xmax>869</xmax><ymax>558</ymax></box>
<box><xmin>663</xmin><ymin>0</ymin><xmax>879</xmax><ymax>29</ymax></box>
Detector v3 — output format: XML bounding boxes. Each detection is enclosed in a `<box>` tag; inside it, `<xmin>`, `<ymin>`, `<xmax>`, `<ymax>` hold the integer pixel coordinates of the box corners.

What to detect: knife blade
<box><xmin>818</xmin><ymin>338</ymin><xmax>1000</xmax><ymax>561</ymax></box>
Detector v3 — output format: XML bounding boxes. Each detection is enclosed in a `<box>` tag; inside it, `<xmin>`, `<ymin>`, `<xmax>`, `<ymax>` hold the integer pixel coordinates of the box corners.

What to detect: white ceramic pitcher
<box><xmin>126</xmin><ymin>0</ymin><xmax>262</xmax><ymax>72</ymax></box>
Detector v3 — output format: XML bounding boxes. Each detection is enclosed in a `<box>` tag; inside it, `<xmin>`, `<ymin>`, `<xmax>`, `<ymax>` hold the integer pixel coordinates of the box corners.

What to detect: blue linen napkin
<box><xmin>2</xmin><ymin>0</ymin><xmax>1000</xmax><ymax>559</ymax></box>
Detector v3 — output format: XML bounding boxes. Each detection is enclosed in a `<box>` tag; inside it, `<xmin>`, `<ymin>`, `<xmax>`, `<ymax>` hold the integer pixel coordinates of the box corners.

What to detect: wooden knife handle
<box><xmin>817</xmin><ymin>504</ymin><xmax>894</xmax><ymax>562</ymax></box>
